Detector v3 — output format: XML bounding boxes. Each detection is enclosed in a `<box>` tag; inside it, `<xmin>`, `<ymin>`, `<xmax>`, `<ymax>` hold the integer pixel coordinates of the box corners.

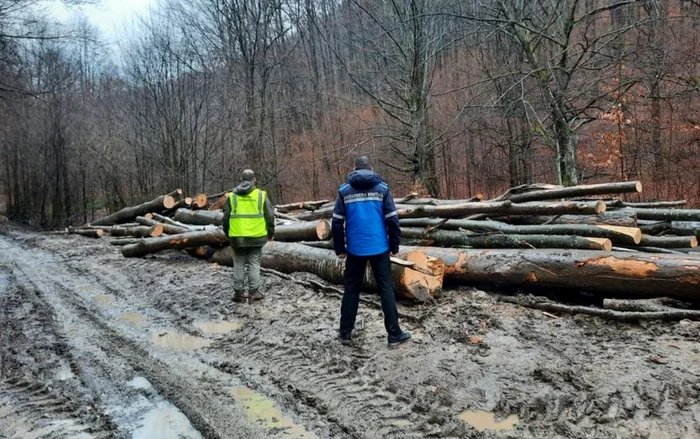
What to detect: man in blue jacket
<box><xmin>332</xmin><ymin>156</ymin><xmax>411</xmax><ymax>347</ymax></box>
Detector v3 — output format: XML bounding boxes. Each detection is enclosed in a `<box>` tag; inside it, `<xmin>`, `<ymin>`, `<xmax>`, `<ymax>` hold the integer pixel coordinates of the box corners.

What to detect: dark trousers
<box><xmin>340</xmin><ymin>252</ymin><xmax>402</xmax><ymax>338</ymax></box>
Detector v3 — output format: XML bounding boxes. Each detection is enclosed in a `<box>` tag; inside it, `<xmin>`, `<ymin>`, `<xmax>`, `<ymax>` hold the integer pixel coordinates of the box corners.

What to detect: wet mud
<box><xmin>1</xmin><ymin>227</ymin><xmax>699</xmax><ymax>438</ymax></box>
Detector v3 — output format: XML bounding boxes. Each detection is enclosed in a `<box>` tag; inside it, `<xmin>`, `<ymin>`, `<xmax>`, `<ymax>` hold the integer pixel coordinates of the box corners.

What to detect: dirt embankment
<box><xmin>1</xmin><ymin>228</ymin><xmax>699</xmax><ymax>438</ymax></box>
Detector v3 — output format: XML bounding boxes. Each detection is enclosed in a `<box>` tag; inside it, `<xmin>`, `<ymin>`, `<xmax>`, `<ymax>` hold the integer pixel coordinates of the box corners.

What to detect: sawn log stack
<box><xmin>62</xmin><ymin>180</ymin><xmax>700</xmax><ymax>303</ymax></box>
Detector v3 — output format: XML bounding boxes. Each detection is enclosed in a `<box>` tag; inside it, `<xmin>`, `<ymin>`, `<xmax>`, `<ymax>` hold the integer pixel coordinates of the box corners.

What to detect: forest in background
<box><xmin>1</xmin><ymin>0</ymin><xmax>699</xmax><ymax>228</ymax></box>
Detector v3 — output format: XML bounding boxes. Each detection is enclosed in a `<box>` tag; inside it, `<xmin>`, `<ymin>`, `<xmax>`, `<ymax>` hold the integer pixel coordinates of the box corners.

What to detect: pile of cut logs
<box><xmin>64</xmin><ymin>181</ymin><xmax>700</xmax><ymax>304</ymax></box>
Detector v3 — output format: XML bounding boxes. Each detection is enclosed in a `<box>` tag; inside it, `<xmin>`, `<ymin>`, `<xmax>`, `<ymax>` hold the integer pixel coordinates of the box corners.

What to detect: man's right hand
<box><xmin>337</xmin><ymin>253</ymin><xmax>347</xmax><ymax>259</ymax></box>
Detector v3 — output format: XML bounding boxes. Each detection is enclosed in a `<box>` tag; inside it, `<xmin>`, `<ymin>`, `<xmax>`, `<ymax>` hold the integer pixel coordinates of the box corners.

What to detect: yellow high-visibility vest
<box><xmin>228</xmin><ymin>189</ymin><xmax>267</xmax><ymax>238</ymax></box>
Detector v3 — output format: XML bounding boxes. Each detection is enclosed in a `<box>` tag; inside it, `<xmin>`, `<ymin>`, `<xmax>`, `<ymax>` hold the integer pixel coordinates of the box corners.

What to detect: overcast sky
<box><xmin>44</xmin><ymin>0</ymin><xmax>154</xmax><ymax>43</ymax></box>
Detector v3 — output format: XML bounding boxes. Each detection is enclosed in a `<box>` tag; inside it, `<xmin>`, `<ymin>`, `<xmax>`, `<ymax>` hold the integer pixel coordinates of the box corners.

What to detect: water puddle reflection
<box><xmin>121</xmin><ymin>312</ymin><xmax>144</xmax><ymax>327</ymax></box>
<box><xmin>152</xmin><ymin>332</ymin><xmax>212</xmax><ymax>351</ymax></box>
<box><xmin>195</xmin><ymin>320</ymin><xmax>242</xmax><ymax>334</ymax></box>
<box><xmin>458</xmin><ymin>410</ymin><xmax>519</xmax><ymax>432</ymax></box>
<box><xmin>231</xmin><ymin>386</ymin><xmax>318</xmax><ymax>438</ymax></box>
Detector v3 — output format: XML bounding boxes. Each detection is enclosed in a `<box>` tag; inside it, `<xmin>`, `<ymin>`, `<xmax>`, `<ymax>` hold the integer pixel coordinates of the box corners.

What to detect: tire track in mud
<box><xmin>0</xmin><ymin>378</ymin><xmax>113</xmax><ymax>439</ymax></box>
<box><xmin>0</xmin><ymin>265</ymin><xmax>117</xmax><ymax>439</ymax></box>
<box><xmin>212</xmin><ymin>333</ymin><xmax>429</xmax><ymax>439</ymax></box>
<box><xmin>0</xmin><ymin>236</ymin><xmax>269</xmax><ymax>439</ymax></box>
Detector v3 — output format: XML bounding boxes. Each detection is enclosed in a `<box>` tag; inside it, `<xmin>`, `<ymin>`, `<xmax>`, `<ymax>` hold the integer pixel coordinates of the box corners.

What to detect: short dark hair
<box><xmin>353</xmin><ymin>155</ymin><xmax>372</xmax><ymax>170</ymax></box>
<box><xmin>240</xmin><ymin>169</ymin><xmax>255</xmax><ymax>182</ymax></box>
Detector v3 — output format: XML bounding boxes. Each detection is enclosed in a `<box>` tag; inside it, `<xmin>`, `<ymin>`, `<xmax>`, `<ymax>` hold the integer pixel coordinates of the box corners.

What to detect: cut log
<box><xmin>273</xmin><ymin>220</ymin><xmax>331</xmax><ymax>242</ymax></box>
<box><xmin>632</xmin><ymin>208</ymin><xmax>700</xmax><ymax>222</ymax></box>
<box><xmin>622</xmin><ymin>200</ymin><xmax>687</xmax><ymax>208</ymax></box>
<box><xmin>507</xmin><ymin>209</ymin><xmax>637</xmax><ymax>227</ymax></box>
<box><xmin>400</xmin><ymin>228</ymin><xmax>612</xmax><ymax>251</ymax></box>
<box><xmin>173</xmin><ymin>208</ymin><xmax>224</xmax><ymax>226</ymax></box>
<box><xmin>639</xmin><ymin>235</ymin><xmax>698</xmax><ymax>248</ymax></box>
<box><xmin>209</xmin><ymin>242</ymin><xmax>444</xmax><ymax>301</ymax></box>
<box><xmin>275</xmin><ymin>200</ymin><xmax>330</xmax><ymax>213</ymax></box>
<box><xmin>193</xmin><ymin>193</ymin><xmax>209</xmax><ymax>209</ymax></box>
<box><xmin>109</xmin><ymin>238</ymin><xmax>143</xmax><ymax>246</ymax></box>
<box><xmin>103</xmin><ymin>225</ymin><xmax>164</xmax><ymax>238</ymax></box>
<box><xmin>399</xmin><ymin>218</ymin><xmax>641</xmax><ymax>245</ymax></box>
<box><xmin>495</xmin><ymin>181</ymin><xmax>642</xmax><ymax>203</ymax></box>
<box><xmin>121</xmin><ymin>229</ymin><xmax>229</xmax><ymax>258</ymax></box>
<box><xmin>68</xmin><ymin>228</ymin><xmax>104</xmax><ymax>239</ymax></box>
<box><xmin>209</xmin><ymin>193</ymin><xmax>231</xmax><ymax>211</ymax></box>
<box><xmin>401</xmin><ymin>246</ymin><xmax>700</xmax><ymax>301</ymax></box>
<box><xmin>399</xmin><ymin>196</ymin><xmax>483</xmax><ymax>206</ymax></box>
<box><xmin>398</xmin><ymin>200</ymin><xmax>605</xmax><ymax>219</ymax></box>
<box><xmin>90</xmin><ymin>189</ymin><xmax>183</xmax><ymax>226</ymax></box>
<box><xmin>671</xmin><ymin>221</ymin><xmax>700</xmax><ymax>238</ymax></box>
<box><xmin>135</xmin><ymin>216</ymin><xmax>190</xmax><ymax>235</ymax></box>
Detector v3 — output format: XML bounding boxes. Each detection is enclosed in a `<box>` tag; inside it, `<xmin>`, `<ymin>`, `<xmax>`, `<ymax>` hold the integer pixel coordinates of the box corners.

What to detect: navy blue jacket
<box><xmin>332</xmin><ymin>170</ymin><xmax>401</xmax><ymax>257</ymax></box>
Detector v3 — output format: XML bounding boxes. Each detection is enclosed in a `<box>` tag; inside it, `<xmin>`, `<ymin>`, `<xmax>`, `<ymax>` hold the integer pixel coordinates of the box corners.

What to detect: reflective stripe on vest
<box><xmin>228</xmin><ymin>189</ymin><xmax>267</xmax><ymax>238</ymax></box>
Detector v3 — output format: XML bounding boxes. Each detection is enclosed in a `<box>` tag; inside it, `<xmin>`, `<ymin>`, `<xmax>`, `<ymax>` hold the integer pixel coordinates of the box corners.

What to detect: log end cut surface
<box><xmin>163</xmin><ymin>195</ymin><xmax>177</xmax><ymax>210</ymax></box>
<box><xmin>397</xmin><ymin>251</ymin><xmax>445</xmax><ymax>301</ymax></box>
<box><xmin>316</xmin><ymin>220</ymin><xmax>331</xmax><ymax>240</ymax></box>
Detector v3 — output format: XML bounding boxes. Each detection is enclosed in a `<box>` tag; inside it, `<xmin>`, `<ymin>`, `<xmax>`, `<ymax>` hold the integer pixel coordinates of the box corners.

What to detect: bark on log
<box><xmin>109</xmin><ymin>238</ymin><xmax>143</xmax><ymax>246</ymax></box>
<box><xmin>400</xmin><ymin>228</ymin><xmax>612</xmax><ymax>251</ymax></box>
<box><xmin>275</xmin><ymin>200</ymin><xmax>330</xmax><ymax>213</ymax></box>
<box><xmin>398</xmin><ymin>200</ymin><xmax>605</xmax><ymax>219</ymax></box>
<box><xmin>173</xmin><ymin>208</ymin><xmax>224</xmax><ymax>226</ymax></box>
<box><xmin>69</xmin><ymin>228</ymin><xmax>104</xmax><ymax>239</ymax></box>
<box><xmin>103</xmin><ymin>225</ymin><xmax>164</xmax><ymax>238</ymax></box>
<box><xmin>622</xmin><ymin>200</ymin><xmax>687</xmax><ymax>208</ymax></box>
<box><xmin>209</xmin><ymin>242</ymin><xmax>445</xmax><ymax>301</ymax></box>
<box><xmin>639</xmin><ymin>235</ymin><xmax>698</xmax><ymax>248</ymax></box>
<box><xmin>135</xmin><ymin>216</ymin><xmax>190</xmax><ymax>235</ymax></box>
<box><xmin>507</xmin><ymin>209</ymin><xmax>637</xmax><ymax>227</ymax></box>
<box><xmin>401</xmin><ymin>246</ymin><xmax>700</xmax><ymax>301</ymax></box>
<box><xmin>90</xmin><ymin>189</ymin><xmax>182</xmax><ymax>226</ymax></box>
<box><xmin>399</xmin><ymin>196</ymin><xmax>483</xmax><ymax>206</ymax></box>
<box><xmin>121</xmin><ymin>230</ymin><xmax>229</xmax><ymax>258</ymax></box>
<box><xmin>495</xmin><ymin>181</ymin><xmax>642</xmax><ymax>204</ymax></box>
<box><xmin>399</xmin><ymin>218</ymin><xmax>641</xmax><ymax>245</ymax></box>
<box><xmin>273</xmin><ymin>220</ymin><xmax>331</xmax><ymax>241</ymax></box>
<box><xmin>632</xmin><ymin>208</ymin><xmax>700</xmax><ymax>222</ymax></box>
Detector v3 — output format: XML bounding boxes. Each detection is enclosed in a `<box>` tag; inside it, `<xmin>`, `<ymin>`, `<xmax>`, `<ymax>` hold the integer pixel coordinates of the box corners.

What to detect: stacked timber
<box><xmin>60</xmin><ymin>180</ymin><xmax>700</xmax><ymax>304</ymax></box>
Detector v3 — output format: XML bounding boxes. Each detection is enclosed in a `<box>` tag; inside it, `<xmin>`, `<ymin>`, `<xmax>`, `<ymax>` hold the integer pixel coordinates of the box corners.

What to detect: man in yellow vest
<box><xmin>222</xmin><ymin>169</ymin><xmax>275</xmax><ymax>303</ymax></box>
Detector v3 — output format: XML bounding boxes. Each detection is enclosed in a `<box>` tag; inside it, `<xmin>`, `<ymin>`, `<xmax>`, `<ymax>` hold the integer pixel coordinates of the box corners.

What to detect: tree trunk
<box><xmin>90</xmin><ymin>189</ymin><xmax>182</xmax><ymax>226</ymax></box>
<box><xmin>135</xmin><ymin>216</ymin><xmax>190</xmax><ymax>235</ymax></box>
<box><xmin>633</xmin><ymin>208</ymin><xmax>700</xmax><ymax>222</ymax></box>
<box><xmin>121</xmin><ymin>229</ymin><xmax>229</xmax><ymax>258</ymax></box>
<box><xmin>274</xmin><ymin>220</ymin><xmax>331</xmax><ymax>241</ymax></box>
<box><xmin>275</xmin><ymin>199</ymin><xmax>330</xmax><ymax>212</ymax></box>
<box><xmin>209</xmin><ymin>242</ymin><xmax>444</xmax><ymax>302</ymax></box>
<box><xmin>400</xmin><ymin>228</ymin><xmax>612</xmax><ymax>250</ymax></box>
<box><xmin>67</xmin><ymin>228</ymin><xmax>104</xmax><ymax>239</ymax></box>
<box><xmin>103</xmin><ymin>225</ymin><xmax>164</xmax><ymax>238</ymax></box>
<box><xmin>173</xmin><ymin>208</ymin><xmax>224</xmax><ymax>226</ymax></box>
<box><xmin>509</xmin><ymin>209</ymin><xmax>637</xmax><ymax>227</ymax></box>
<box><xmin>493</xmin><ymin>181</ymin><xmax>642</xmax><ymax>203</ymax></box>
<box><xmin>401</xmin><ymin>246</ymin><xmax>700</xmax><ymax>301</ymax></box>
<box><xmin>298</xmin><ymin>200</ymin><xmax>605</xmax><ymax>221</ymax></box>
<box><xmin>638</xmin><ymin>235</ymin><xmax>698</xmax><ymax>249</ymax></box>
<box><xmin>399</xmin><ymin>219</ymin><xmax>641</xmax><ymax>245</ymax></box>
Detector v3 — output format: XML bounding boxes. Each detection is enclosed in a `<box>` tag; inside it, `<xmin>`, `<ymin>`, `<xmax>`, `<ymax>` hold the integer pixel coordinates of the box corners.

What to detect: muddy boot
<box><xmin>249</xmin><ymin>289</ymin><xmax>264</xmax><ymax>303</ymax></box>
<box><xmin>233</xmin><ymin>290</ymin><xmax>246</xmax><ymax>303</ymax></box>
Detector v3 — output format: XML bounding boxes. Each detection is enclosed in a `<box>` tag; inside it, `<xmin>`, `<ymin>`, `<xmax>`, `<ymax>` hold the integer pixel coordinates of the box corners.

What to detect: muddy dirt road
<box><xmin>1</xmin><ymin>228</ymin><xmax>699</xmax><ymax>438</ymax></box>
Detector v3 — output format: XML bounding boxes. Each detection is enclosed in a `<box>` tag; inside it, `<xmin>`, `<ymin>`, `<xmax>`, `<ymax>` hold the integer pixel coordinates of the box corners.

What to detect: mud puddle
<box><xmin>458</xmin><ymin>410</ymin><xmax>519</xmax><ymax>432</ymax></box>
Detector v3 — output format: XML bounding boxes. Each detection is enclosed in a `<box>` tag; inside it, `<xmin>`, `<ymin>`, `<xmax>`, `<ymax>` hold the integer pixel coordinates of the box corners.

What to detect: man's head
<box><xmin>240</xmin><ymin>169</ymin><xmax>256</xmax><ymax>183</ymax></box>
<box><xmin>353</xmin><ymin>155</ymin><xmax>372</xmax><ymax>171</ymax></box>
